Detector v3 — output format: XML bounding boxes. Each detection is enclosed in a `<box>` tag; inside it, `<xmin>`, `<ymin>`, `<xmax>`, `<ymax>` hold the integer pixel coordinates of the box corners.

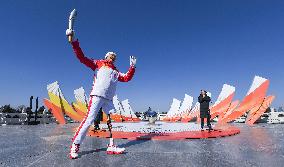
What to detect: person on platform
<box><xmin>66</xmin><ymin>29</ymin><xmax>137</xmax><ymax>159</ymax></box>
<box><xmin>198</xmin><ymin>90</ymin><xmax>213</xmax><ymax>131</ymax></box>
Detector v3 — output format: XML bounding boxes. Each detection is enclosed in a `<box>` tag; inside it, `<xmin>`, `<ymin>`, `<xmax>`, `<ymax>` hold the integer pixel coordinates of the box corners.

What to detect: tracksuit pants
<box><xmin>72</xmin><ymin>95</ymin><xmax>114</xmax><ymax>144</ymax></box>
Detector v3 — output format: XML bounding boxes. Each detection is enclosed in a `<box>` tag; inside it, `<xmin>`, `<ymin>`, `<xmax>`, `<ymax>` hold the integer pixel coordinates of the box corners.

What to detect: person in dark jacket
<box><xmin>198</xmin><ymin>90</ymin><xmax>213</xmax><ymax>131</ymax></box>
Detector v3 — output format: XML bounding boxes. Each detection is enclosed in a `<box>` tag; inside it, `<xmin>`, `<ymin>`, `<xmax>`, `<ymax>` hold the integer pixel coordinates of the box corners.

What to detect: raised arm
<box><xmin>118</xmin><ymin>66</ymin><xmax>136</xmax><ymax>82</ymax></box>
<box><xmin>118</xmin><ymin>56</ymin><xmax>137</xmax><ymax>82</ymax></box>
<box><xmin>204</xmin><ymin>96</ymin><xmax>211</xmax><ymax>102</ymax></box>
<box><xmin>198</xmin><ymin>95</ymin><xmax>203</xmax><ymax>103</ymax></box>
<box><xmin>71</xmin><ymin>40</ymin><xmax>97</xmax><ymax>71</ymax></box>
<box><xmin>65</xmin><ymin>10</ymin><xmax>96</xmax><ymax>71</ymax></box>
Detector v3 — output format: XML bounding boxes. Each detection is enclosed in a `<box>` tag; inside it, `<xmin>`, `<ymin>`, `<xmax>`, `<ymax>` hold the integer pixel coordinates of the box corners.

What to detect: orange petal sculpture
<box><xmin>245</xmin><ymin>95</ymin><xmax>275</xmax><ymax>125</ymax></box>
<box><xmin>45</xmin><ymin>81</ymin><xmax>83</xmax><ymax>123</ymax></box>
<box><xmin>223</xmin><ymin>76</ymin><xmax>270</xmax><ymax>123</ymax></box>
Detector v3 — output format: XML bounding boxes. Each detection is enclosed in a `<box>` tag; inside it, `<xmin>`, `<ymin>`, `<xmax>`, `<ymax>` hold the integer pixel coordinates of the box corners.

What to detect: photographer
<box><xmin>198</xmin><ymin>90</ymin><xmax>213</xmax><ymax>131</ymax></box>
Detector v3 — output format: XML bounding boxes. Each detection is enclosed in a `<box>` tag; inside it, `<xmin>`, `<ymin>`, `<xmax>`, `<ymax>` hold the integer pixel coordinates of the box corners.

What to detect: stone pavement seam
<box><xmin>25</xmin><ymin>152</ymin><xmax>52</xmax><ymax>167</ymax></box>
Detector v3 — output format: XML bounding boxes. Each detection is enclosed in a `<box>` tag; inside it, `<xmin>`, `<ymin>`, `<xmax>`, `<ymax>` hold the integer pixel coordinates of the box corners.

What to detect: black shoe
<box><xmin>92</xmin><ymin>125</ymin><xmax>100</xmax><ymax>131</ymax></box>
<box><xmin>208</xmin><ymin>126</ymin><xmax>213</xmax><ymax>132</ymax></box>
<box><xmin>201</xmin><ymin>127</ymin><xmax>204</xmax><ymax>131</ymax></box>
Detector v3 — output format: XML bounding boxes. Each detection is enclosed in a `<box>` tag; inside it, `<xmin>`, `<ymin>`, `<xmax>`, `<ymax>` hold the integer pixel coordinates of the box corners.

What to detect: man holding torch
<box><xmin>66</xmin><ymin>9</ymin><xmax>137</xmax><ymax>159</ymax></box>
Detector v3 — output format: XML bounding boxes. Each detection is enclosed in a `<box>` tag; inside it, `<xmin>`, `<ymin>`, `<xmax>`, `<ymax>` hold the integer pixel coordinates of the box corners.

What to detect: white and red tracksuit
<box><xmin>71</xmin><ymin>40</ymin><xmax>135</xmax><ymax>144</ymax></box>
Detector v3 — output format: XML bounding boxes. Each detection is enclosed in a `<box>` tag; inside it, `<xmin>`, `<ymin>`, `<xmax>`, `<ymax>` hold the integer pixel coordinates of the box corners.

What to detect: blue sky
<box><xmin>0</xmin><ymin>0</ymin><xmax>283</xmax><ymax>112</ymax></box>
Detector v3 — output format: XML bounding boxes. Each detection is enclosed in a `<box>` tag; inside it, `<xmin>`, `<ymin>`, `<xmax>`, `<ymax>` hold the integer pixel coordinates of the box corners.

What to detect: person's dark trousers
<box><xmin>94</xmin><ymin>120</ymin><xmax>100</xmax><ymax>130</ymax></box>
<box><xmin>93</xmin><ymin>109</ymin><xmax>103</xmax><ymax>130</ymax></box>
<box><xmin>201</xmin><ymin>114</ymin><xmax>212</xmax><ymax>129</ymax></box>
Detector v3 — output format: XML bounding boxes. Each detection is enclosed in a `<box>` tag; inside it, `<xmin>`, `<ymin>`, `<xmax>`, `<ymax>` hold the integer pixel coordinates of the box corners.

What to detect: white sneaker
<box><xmin>69</xmin><ymin>143</ymin><xmax>80</xmax><ymax>159</ymax></box>
<box><xmin>106</xmin><ymin>144</ymin><xmax>125</xmax><ymax>154</ymax></box>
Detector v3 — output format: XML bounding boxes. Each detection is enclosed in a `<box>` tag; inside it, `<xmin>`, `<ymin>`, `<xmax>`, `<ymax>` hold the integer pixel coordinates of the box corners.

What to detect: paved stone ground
<box><xmin>0</xmin><ymin>123</ymin><xmax>284</xmax><ymax>167</ymax></box>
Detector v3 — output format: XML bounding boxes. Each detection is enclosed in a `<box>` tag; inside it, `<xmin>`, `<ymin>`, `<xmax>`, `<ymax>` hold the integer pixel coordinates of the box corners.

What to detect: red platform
<box><xmin>87</xmin><ymin>124</ymin><xmax>240</xmax><ymax>141</ymax></box>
